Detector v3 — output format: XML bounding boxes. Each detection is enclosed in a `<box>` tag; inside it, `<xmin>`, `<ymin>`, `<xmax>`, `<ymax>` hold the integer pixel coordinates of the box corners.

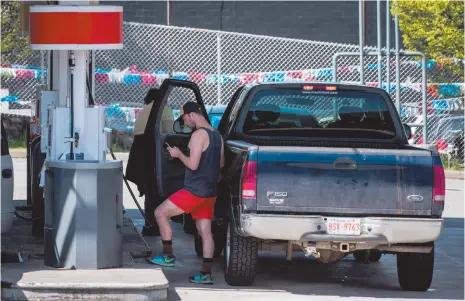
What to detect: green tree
<box><xmin>1</xmin><ymin>1</ymin><xmax>31</xmax><ymax>64</ymax></box>
<box><xmin>391</xmin><ymin>0</ymin><xmax>464</xmax><ymax>60</ymax></box>
<box><xmin>391</xmin><ymin>0</ymin><xmax>464</xmax><ymax>83</ymax></box>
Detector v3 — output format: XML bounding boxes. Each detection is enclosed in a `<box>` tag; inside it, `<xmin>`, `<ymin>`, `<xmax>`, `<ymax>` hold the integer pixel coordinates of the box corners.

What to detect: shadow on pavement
<box><xmin>138</xmin><ymin>218</ymin><xmax>464</xmax><ymax>301</ymax></box>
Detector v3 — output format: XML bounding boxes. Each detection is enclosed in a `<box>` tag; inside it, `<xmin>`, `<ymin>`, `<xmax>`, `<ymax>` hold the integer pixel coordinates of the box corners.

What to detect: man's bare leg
<box><xmin>196</xmin><ymin>219</ymin><xmax>214</xmax><ymax>258</ymax></box>
<box><xmin>196</xmin><ymin>218</ymin><xmax>214</xmax><ymax>275</ymax></box>
<box><xmin>154</xmin><ymin>199</ymin><xmax>185</xmax><ymax>241</ymax></box>
<box><xmin>148</xmin><ymin>199</ymin><xmax>185</xmax><ymax>267</ymax></box>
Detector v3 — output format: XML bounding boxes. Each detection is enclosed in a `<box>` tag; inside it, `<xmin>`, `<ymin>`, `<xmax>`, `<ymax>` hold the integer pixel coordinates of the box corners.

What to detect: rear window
<box><xmin>241</xmin><ymin>87</ymin><xmax>396</xmax><ymax>139</ymax></box>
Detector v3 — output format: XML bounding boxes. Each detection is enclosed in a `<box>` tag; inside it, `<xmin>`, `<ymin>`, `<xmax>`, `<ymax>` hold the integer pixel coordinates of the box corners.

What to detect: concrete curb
<box><xmin>11</xmin><ymin>149</ymin><xmax>464</xmax><ymax>179</ymax></box>
<box><xmin>1</xmin><ymin>263</ymin><xmax>169</xmax><ymax>301</ymax></box>
<box><xmin>2</xmin><ymin>287</ymin><xmax>168</xmax><ymax>301</ymax></box>
<box><xmin>9</xmin><ymin>149</ymin><xmax>27</xmax><ymax>158</ymax></box>
<box><xmin>445</xmin><ymin>170</ymin><xmax>465</xmax><ymax>180</ymax></box>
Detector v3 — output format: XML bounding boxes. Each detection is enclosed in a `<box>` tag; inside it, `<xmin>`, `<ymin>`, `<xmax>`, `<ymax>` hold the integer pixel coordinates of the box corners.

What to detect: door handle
<box><xmin>333</xmin><ymin>158</ymin><xmax>357</xmax><ymax>170</ymax></box>
<box><xmin>2</xmin><ymin>169</ymin><xmax>12</xmax><ymax>179</ymax></box>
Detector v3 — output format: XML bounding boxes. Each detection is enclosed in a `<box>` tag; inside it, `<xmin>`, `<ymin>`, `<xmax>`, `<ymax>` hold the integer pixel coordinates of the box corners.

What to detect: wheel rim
<box><xmin>226</xmin><ymin>224</ymin><xmax>231</xmax><ymax>268</ymax></box>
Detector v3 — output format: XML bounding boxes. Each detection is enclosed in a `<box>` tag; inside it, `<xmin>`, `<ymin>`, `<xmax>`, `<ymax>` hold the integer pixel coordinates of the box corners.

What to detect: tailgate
<box><xmin>256</xmin><ymin>146</ymin><xmax>433</xmax><ymax>215</ymax></box>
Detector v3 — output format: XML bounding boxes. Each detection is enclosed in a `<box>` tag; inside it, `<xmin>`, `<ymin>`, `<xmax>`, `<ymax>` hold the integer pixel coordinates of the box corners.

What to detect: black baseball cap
<box><xmin>182</xmin><ymin>102</ymin><xmax>201</xmax><ymax>114</ymax></box>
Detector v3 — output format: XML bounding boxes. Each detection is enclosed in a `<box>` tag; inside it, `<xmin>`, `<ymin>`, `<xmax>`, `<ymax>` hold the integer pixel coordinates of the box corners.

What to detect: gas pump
<box><xmin>28</xmin><ymin>2</ymin><xmax>125</xmax><ymax>269</ymax></box>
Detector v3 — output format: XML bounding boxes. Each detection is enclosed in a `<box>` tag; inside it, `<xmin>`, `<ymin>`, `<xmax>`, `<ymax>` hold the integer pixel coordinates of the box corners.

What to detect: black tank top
<box><xmin>184</xmin><ymin>127</ymin><xmax>222</xmax><ymax>198</ymax></box>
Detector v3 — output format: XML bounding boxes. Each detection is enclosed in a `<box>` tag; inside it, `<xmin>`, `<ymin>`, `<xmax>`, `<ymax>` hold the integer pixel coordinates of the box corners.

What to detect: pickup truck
<box><xmin>145</xmin><ymin>79</ymin><xmax>445</xmax><ymax>292</ymax></box>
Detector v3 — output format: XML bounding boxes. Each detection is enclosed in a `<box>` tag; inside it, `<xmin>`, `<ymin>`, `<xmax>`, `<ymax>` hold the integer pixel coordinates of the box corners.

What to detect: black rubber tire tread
<box><xmin>224</xmin><ymin>218</ymin><xmax>259</xmax><ymax>286</ymax></box>
<box><xmin>397</xmin><ymin>246</ymin><xmax>435</xmax><ymax>291</ymax></box>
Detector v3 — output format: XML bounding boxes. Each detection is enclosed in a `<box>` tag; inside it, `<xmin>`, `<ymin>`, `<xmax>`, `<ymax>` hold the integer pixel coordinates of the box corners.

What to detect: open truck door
<box><xmin>152</xmin><ymin>79</ymin><xmax>210</xmax><ymax>199</ymax></box>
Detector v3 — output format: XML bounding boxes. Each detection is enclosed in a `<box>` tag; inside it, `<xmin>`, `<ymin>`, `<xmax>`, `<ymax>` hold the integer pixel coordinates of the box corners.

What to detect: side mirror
<box><xmin>403</xmin><ymin>124</ymin><xmax>412</xmax><ymax>139</ymax></box>
<box><xmin>173</xmin><ymin>117</ymin><xmax>193</xmax><ymax>134</ymax></box>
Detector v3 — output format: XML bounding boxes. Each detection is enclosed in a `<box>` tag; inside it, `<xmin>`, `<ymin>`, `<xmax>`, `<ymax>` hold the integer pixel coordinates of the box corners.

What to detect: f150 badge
<box><xmin>267</xmin><ymin>191</ymin><xmax>287</xmax><ymax>205</ymax></box>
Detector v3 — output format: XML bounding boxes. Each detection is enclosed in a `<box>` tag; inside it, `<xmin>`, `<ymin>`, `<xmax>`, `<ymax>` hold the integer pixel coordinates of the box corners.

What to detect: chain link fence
<box><xmin>1</xmin><ymin>22</ymin><xmax>463</xmax><ymax>168</ymax></box>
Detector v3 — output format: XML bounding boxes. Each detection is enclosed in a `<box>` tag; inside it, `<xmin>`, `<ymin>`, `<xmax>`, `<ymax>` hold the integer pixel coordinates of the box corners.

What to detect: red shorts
<box><xmin>168</xmin><ymin>189</ymin><xmax>216</xmax><ymax>220</ymax></box>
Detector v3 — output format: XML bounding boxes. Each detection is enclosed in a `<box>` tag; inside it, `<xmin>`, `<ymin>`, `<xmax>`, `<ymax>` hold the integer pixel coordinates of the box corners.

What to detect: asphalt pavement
<box><xmin>11</xmin><ymin>157</ymin><xmax>465</xmax><ymax>301</ymax></box>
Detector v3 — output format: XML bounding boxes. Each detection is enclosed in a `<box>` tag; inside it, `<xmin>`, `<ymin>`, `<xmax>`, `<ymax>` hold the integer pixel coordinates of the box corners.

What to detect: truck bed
<box><xmin>253</xmin><ymin>145</ymin><xmax>434</xmax><ymax>216</ymax></box>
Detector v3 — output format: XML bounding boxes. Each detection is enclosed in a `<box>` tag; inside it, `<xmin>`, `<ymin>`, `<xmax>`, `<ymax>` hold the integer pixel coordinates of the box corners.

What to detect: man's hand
<box><xmin>168</xmin><ymin>146</ymin><xmax>182</xmax><ymax>158</ymax></box>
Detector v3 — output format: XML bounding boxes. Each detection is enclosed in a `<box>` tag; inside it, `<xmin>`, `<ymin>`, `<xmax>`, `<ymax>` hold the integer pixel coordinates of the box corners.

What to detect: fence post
<box><xmin>421</xmin><ymin>54</ymin><xmax>428</xmax><ymax>143</ymax></box>
<box><xmin>394</xmin><ymin>1</ymin><xmax>401</xmax><ymax>112</ymax></box>
<box><xmin>40</xmin><ymin>50</ymin><xmax>46</xmax><ymax>86</ymax></box>
<box><xmin>216</xmin><ymin>32</ymin><xmax>222</xmax><ymax>105</ymax></box>
<box><xmin>359</xmin><ymin>0</ymin><xmax>365</xmax><ymax>84</ymax></box>
<box><xmin>332</xmin><ymin>53</ymin><xmax>339</xmax><ymax>83</ymax></box>
<box><xmin>386</xmin><ymin>0</ymin><xmax>391</xmax><ymax>94</ymax></box>
<box><xmin>376</xmin><ymin>0</ymin><xmax>382</xmax><ymax>87</ymax></box>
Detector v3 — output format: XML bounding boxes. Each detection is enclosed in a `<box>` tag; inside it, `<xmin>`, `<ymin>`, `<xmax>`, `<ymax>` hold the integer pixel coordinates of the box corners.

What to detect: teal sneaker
<box><xmin>189</xmin><ymin>273</ymin><xmax>213</xmax><ymax>285</ymax></box>
<box><xmin>146</xmin><ymin>253</ymin><xmax>176</xmax><ymax>267</ymax></box>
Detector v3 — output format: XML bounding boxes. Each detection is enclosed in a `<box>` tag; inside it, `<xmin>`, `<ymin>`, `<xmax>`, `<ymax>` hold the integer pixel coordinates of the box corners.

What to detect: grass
<box><xmin>7</xmin><ymin>136</ymin><xmax>27</xmax><ymax>149</ymax></box>
<box><xmin>110</xmin><ymin>144</ymin><xmax>129</xmax><ymax>153</ymax></box>
<box><xmin>441</xmin><ymin>154</ymin><xmax>464</xmax><ymax>171</ymax></box>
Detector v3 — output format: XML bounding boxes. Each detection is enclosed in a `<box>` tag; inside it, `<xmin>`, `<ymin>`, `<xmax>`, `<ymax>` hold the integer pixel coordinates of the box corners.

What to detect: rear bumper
<box><xmin>238</xmin><ymin>214</ymin><xmax>443</xmax><ymax>244</ymax></box>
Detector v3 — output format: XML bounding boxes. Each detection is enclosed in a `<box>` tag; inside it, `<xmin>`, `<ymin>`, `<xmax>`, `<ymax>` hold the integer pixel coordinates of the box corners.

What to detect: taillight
<box><xmin>241</xmin><ymin>161</ymin><xmax>257</xmax><ymax>199</ymax></box>
<box><xmin>433</xmin><ymin>165</ymin><xmax>445</xmax><ymax>203</ymax></box>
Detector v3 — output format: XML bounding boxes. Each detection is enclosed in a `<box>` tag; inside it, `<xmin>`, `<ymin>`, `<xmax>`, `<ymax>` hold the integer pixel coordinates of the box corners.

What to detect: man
<box><xmin>126</xmin><ymin>88</ymin><xmax>174</xmax><ymax>237</ymax></box>
<box><xmin>147</xmin><ymin>102</ymin><xmax>224</xmax><ymax>285</ymax></box>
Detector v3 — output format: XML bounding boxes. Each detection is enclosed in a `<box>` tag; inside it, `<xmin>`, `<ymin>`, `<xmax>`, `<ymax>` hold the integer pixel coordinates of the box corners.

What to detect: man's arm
<box><xmin>177</xmin><ymin>130</ymin><xmax>204</xmax><ymax>171</ymax></box>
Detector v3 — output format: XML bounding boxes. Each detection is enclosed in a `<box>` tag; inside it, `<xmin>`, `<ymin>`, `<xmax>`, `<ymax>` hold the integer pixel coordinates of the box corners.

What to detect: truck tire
<box><xmin>353</xmin><ymin>249</ymin><xmax>382</xmax><ymax>263</ymax></box>
<box><xmin>397</xmin><ymin>246</ymin><xmax>434</xmax><ymax>291</ymax></box>
<box><xmin>224</xmin><ymin>218</ymin><xmax>258</xmax><ymax>286</ymax></box>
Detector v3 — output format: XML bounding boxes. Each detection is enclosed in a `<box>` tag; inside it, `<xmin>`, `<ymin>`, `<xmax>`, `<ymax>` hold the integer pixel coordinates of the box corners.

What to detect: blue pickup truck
<box><xmin>146</xmin><ymin>79</ymin><xmax>445</xmax><ymax>291</ymax></box>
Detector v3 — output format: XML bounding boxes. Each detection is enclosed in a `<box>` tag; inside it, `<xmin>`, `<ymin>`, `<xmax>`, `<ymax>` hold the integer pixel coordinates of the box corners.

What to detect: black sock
<box><xmin>162</xmin><ymin>240</ymin><xmax>173</xmax><ymax>255</ymax></box>
<box><xmin>201</xmin><ymin>257</ymin><xmax>213</xmax><ymax>275</ymax></box>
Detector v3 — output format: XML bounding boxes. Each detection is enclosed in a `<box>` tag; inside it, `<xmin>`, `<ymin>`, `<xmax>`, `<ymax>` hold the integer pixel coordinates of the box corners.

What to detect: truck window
<box><xmin>241</xmin><ymin>88</ymin><xmax>396</xmax><ymax>139</ymax></box>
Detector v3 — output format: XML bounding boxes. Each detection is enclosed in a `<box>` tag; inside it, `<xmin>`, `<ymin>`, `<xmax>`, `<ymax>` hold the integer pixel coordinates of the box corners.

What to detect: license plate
<box><xmin>326</xmin><ymin>218</ymin><xmax>361</xmax><ymax>235</ymax></box>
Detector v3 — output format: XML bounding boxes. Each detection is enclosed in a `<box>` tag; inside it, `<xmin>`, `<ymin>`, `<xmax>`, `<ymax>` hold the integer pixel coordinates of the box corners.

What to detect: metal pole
<box><xmin>216</xmin><ymin>33</ymin><xmax>222</xmax><ymax>105</ymax></box>
<box><xmin>359</xmin><ymin>0</ymin><xmax>364</xmax><ymax>84</ymax></box>
<box><xmin>362</xmin><ymin>0</ymin><xmax>366</xmax><ymax>46</ymax></box>
<box><xmin>167</xmin><ymin>0</ymin><xmax>171</xmax><ymax>25</ymax></box>
<box><xmin>167</xmin><ymin>0</ymin><xmax>171</xmax><ymax>78</ymax></box>
<box><xmin>46</xmin><ymin>51</ymin><xmax>51</xmax><ymax>90</ymax></box>
<box><xmin>40</xmin><ymin>50</ymin><xmax>45</xmax><ymax>85</ymax></box>
<box><xmin>332</xmin><ymin>53</ymin><xmax>339</xmax><ymax>83</ymax></box>
<box><xmin>421</xmin><ymin>54</ymin><xmax>427</xmax><ymax>143</ymax></box>
<box><xmin>72</xmin><ymin>50</ymin><xmax>87</xmax><ymax>156</ymax></box>
<box><xmin>377</xmin><ymin>0</ymin><xmax>382</xmax><ymax>87</ymax></box>
<box><xmin>394</xmin><ymin>1</ymin><xmax>401</xmax><ymax>112</ymax></box>
<box><xmin>386</xmin><ymin>0</ymin><xmax>391</xmax><ymax>94</ymax></box>
<box><xmin>91</xmin><ymin>50</ymin><xmax>95</xmax><ymax>102</ymax></box>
